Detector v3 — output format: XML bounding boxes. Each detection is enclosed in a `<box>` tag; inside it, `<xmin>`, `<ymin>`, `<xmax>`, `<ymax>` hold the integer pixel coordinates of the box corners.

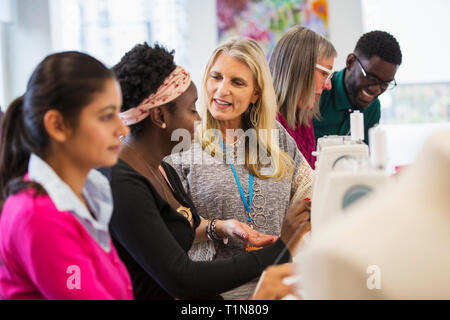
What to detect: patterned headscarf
<box><xmin>119</xmin><ymin>66</ymin><xmax>191</xmax><ymax>126</ymax></box>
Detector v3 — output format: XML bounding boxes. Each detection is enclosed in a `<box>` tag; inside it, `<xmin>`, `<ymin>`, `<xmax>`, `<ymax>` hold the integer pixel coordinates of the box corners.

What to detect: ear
<box><xmin>43</xmin><ymin>109</ymin><xmax>71</xmax><ymax>143</ymax></box>
<box><xmin>148</xmin><ymin>107</ymin><xmax>167</xmax><ymax>129</ymax></box>
<box><xmin>250</xmin><ymin>90</ymin><xmax>260</xmax><ymax>104</ymax></box>
<box><xmin>346</xmin><ymin>53</ymin><xmax>356</xmax><ymax>69</ymax></box>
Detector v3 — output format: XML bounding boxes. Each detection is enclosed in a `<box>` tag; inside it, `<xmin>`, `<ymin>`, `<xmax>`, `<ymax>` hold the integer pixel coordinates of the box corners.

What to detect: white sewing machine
<box><xmin>310</xmin><ymin>111</ymin><xmax>389</xmax><ymax>233</ymax></box>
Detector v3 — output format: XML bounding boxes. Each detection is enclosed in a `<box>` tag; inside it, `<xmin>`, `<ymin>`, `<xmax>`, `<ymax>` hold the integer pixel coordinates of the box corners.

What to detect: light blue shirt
<box><xmin>28</xmin><ymin>154</ymin><xmax>113</xmax><ymax>252</ymax></box>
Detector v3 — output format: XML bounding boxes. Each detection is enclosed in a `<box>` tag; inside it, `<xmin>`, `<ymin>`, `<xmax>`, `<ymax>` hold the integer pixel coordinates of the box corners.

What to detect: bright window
<box><xmin>50</xmin><ymin>0</ymin><xmax>189</xmax><ymax>68</ymax></box>
<box><xmin>362</xmin><ymin>0</ymin><xmax>450</xmax><ymax>166</ymax></box>
<box><xmin>362</xmin><ymin>0</ymin><xmax>450</xmax><ymax>125</ymax></box>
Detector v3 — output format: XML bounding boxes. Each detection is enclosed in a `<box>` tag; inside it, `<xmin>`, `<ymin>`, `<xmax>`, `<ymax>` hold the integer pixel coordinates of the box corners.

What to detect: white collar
<box><xmin>28</xmin><ymin>154</ymin><xmax>113</xmax><ymax>252</ymax></box>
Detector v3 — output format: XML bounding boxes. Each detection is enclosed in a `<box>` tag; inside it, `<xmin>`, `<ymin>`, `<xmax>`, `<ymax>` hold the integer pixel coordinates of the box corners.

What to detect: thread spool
<box><xmin>350</xmin><ymin>110</ymin><xmax>364</xmax><ymax>142</ymax></box>
<box><xmin>369</xmin><ymin>125</ymin><xmax>388</xmax><ymax>169</ymax></box>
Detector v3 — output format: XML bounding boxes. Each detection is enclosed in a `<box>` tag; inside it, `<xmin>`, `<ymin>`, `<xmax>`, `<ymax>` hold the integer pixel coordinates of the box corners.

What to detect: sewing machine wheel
<box><xmin>342</xmin><ymin>185</ymin><xmax>373</xmax><ymax>209</ymax></box>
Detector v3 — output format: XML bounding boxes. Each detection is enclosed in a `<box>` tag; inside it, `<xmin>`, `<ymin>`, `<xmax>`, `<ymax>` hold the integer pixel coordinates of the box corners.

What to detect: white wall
<box><xmin>362</xmin><ymin>0</ymin><xmax>450</xmax><ymax>84</ymax></box>
<box><xmin>187</xmin><ymin>0</ymin><xmax>218</xmax><ymax>88</ymax></box>
<box><xmin>0</xmin><ymin>25</ymin><xmax>6</xmax><ymax>110</ymax></box>
<box><xmin>328</xmin><ymin>0</ymin><xmax>364</xmax><ymax>70</ymax></box>
<box><xmin>0</xmin><ymin>0</ymin><xmax>12</xmax><ymax>23</ymax></box>
<box><xmin>4</xmin><ymin>0</ymin><xmax>52</xmax><ymax>106</ymax></box>
<box><xmin>0</xmin><ymin>0</ymin><xmax>12</xmax><ymax>109</ymax></box>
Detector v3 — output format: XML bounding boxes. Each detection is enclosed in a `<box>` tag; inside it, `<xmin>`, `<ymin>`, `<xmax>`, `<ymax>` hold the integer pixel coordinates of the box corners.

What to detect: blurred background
<box><xmin>0</xmin><ymin>0</ymin><xmax>448</xmax><ymax>167</ymax></box>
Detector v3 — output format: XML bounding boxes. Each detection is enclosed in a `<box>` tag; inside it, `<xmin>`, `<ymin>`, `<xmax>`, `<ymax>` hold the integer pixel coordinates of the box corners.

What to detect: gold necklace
<box><xmin>123</xmin><ymin>142</ymin><xmax>193</xmax><ymax>225</ymax></box>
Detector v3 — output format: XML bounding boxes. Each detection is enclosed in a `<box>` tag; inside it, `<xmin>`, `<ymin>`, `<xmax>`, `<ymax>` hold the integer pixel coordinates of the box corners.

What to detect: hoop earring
<box><xmin>250</xmin><ymin>103</ymin><xmax>259</xmax><ymax>127</ymax></box>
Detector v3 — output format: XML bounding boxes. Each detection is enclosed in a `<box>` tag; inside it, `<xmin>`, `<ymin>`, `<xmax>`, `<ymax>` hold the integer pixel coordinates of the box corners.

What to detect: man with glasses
<box><xmin>313</xmin><ymin>30</ymin><xmax>402</xmax><ymax>144</ymax></box>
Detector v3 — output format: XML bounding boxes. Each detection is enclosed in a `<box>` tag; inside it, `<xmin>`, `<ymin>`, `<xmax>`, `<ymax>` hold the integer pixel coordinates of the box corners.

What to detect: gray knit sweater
<box><xmin>165</xmin><ymin>122</ymin><xmax>312</xmax><ymax>299</ymax></box>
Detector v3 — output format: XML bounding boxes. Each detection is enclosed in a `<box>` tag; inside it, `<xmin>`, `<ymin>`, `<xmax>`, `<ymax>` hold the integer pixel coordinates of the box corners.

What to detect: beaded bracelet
<box><xmin>205</xmin><ymin>219</ymin><xmax>212</xmax><ymax>241</ymax></box>
<box><xmin>206</xmin><ymin>219</ymin><xmax>229</xmax><ymax>244</ymax></box>
<box><xmin>206</xmin><ymin>219</ymin><xmax>220</xmax><ymax>241</ymax></box>
<box><xmin>210</xmin><ymin>219</ymin><xmax>219</xmax><ymax>240</ymax></box>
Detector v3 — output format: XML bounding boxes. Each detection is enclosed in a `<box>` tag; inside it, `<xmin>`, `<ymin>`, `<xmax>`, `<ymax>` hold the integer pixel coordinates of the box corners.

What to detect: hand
<box><xmin>280</xmin><ymin>200</ymin><xmax>311</xmax><ymax>253</ymax></box>
<box><xmin>252</xmin><ymin>263</ymin><xmax>301</xmax><ymax>300</ymax></box>
<box><xmin>216</xmin><ymin>219</ymin><xmax>278</xmax><ymax>247</ymax></box>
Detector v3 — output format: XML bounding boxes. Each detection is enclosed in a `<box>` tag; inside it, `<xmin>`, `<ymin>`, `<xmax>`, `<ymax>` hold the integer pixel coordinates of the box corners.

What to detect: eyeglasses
<box><xmin>315</xmin><ymin>64</ymin><xmax>334</xmax><ymax>82</ymax></box>
<box><xmin>354</xmin><ymin>55</ymin><xmax>397</xmax><ymax>90</ymax></box>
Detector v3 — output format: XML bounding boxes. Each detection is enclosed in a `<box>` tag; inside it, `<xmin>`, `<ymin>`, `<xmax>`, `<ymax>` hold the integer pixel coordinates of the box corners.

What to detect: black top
<box><xmin>102</xmin><ymin>159</ymin><xmax>291</xmax><ymax>300</ymax></box>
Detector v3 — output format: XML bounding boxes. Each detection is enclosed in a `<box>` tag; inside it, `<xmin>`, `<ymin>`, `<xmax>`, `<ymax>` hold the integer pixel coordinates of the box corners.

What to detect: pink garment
<box><xmin>277</xmin><ymin>113</ymin><xmax>317</xmax><ymax>169</ymax></box>
<box><xmin>0</xmin><ymin>190</ymin><xmax>134</xmax><ymax>300</ymax></box>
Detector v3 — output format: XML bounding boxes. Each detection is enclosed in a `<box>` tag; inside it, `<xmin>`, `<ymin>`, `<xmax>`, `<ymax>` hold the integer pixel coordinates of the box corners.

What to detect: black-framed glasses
<box><xmin>354</xmin><ymin>55</ymin><xmax>397</xmax><ymax>90</ymax></box>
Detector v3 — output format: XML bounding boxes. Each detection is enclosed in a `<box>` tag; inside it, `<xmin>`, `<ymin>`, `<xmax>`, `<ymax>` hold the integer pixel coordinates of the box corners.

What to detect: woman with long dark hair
<box><xmin>0</xmin><ymin>52</ymin><xmax>133</xmax><ymax>299</ymax></box>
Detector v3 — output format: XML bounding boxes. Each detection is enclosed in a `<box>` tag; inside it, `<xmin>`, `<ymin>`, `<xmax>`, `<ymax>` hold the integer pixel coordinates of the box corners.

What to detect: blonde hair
<box><xmin>269</xmin><ymin>26</ymin><xmax>337</xmax><ymax>128</ymax></box>
<box><xmin>198</xmin><ymin>37</ymin><xmax>294</xmax><ymax>181</ymax></box>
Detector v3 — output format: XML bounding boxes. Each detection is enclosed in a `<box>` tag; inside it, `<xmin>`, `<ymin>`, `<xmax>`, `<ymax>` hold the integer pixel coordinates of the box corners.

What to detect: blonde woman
<box><xmin>269</xmin><ymin>26</ymin><xmax>337</xmax><ymax>169</ymax></box>
<box><xmin>167</xmin><ymin>37</ymin><xmax>312</xmax><ymax>300</ymax></box>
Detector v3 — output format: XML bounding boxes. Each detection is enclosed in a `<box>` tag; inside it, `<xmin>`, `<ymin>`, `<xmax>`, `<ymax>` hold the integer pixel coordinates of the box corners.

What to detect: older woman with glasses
<box><xmin>269</xmin><ymin>25</ymin><xmax>337</xmax><ymax>169</ymax></box>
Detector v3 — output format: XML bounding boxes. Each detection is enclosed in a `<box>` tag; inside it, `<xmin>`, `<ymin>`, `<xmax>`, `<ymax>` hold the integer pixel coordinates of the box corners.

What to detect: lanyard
<box><xmin>219</xmin><ymin>139</ymin><xmax>254</xmax><ymax>223</ymax></box>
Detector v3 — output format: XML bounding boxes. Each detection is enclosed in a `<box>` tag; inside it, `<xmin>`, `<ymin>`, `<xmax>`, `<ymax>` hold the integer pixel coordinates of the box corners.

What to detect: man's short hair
<box><xmin>355</xmin><ymin>30</ymin><xmax>402</xmax><ymax>65</ymax></box>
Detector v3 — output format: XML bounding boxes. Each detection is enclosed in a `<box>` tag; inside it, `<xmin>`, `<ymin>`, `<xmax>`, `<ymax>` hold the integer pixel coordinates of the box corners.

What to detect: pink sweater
<box><xmin>0</xmin><ymin>190</ymin><xmax>134</xmax><ymax>300</ymax></box>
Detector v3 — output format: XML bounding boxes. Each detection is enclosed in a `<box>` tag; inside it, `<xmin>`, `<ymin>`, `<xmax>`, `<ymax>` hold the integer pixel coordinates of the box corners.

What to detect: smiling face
<box><xmin>344</xmin><ymin>53</ymin><xmax>398</xmax><ymax>109</ymax></box>
<box><xmin>206</xmin><ymin>52</ymin><xmax>260</xmax><ymax>130</ymax></box>
<box><xmin>64</xmin><ymin>78</ymin><xmax>129</xmax><ymax>168</ymax></box>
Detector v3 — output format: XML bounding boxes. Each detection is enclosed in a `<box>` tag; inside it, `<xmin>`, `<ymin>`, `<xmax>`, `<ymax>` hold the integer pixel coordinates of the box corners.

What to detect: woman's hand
<box><xmin>215</xmin><ymin>219</ymin><xmax>278</xmax><ymax>247</ymax></box>
<box><xmin>280</xmin><ymin>200</ymin><xmax>311</xmax><ymax>253</ymax></box>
